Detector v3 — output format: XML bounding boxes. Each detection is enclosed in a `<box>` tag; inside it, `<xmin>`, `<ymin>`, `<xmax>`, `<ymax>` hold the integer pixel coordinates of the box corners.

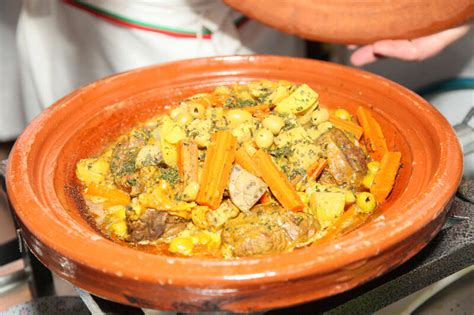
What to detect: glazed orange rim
<box><xmin>7</xmin><ymin>56</ymin><xmax>463</xmax><ymax>286</ymax></box>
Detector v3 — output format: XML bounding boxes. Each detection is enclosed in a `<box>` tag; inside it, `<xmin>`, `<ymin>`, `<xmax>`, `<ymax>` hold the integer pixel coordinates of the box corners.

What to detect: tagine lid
<box><xmin>224</xmin><ymin>0</ymin><xmax>474</xmax><ymax>44</ymax></box>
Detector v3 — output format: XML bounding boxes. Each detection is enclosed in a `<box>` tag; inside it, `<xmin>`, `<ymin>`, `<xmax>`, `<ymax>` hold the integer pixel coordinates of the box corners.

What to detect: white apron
<box><xmin>1</xmin><ymin>0</ymin><xmax>305</xmax><ymax>140</ymax></box>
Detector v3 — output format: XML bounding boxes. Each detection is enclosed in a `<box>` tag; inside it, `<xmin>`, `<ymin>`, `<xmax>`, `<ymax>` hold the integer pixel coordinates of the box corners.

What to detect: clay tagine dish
<box><xmin>6</xmin><ymin>56</ymin><xmax>462</xmax><ymax>312</ymax></box>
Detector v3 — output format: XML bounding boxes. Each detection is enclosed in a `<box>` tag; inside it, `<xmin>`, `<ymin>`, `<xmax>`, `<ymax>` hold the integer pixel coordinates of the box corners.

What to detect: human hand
<box><xmin>349</xmin><ymin>25</ymin><xmax>471</xmax><ymax>66</ymax></box>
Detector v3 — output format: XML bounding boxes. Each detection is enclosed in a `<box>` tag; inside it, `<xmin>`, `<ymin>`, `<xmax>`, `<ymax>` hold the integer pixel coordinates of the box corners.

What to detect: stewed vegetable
<box><xmin>76</xmin><ymin>80</ymin><xmax>401</xmax><ymax>258</ymax></box>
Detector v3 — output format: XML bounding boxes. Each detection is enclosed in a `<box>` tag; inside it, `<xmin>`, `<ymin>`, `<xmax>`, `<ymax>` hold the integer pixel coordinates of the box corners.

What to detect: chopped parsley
<box><xmin>282</xmin><ymin>118</ymin><xmax>297</xmax><ymax>131</ymax></box>
<box><xmin>280</xmin><ymin>164</ymin><xmax>290</xmax><ymax>176</ymax></box>
<box><xmin>238</xmin><ymin>98</ymin><xmax>257</xmax><ymax>107</ymax></box>
<box><xmin>289</xmin><ymin>167</ymin><xmax>306</xmax><ymax>180</ymax></box>
<box><xmin>269</xmin><ymin>145</ymin><xmax>293</xmax><ymax>158</ymax></box>
<box><xmin>256</xmin><ymin>91</ymin><xmax>272</xmax><ymax>103</ymax></box>
<box><xmin>224</xmin><ymin>97</ymin><xmax>257</xmax><ymax>109</ymax></box>
<box><xmin>280</xmin><ymin>164</ymin><xmax>305</xmax><ymax>180</ymax></box>
<box><xmin>224</xmin><ymin>97</ymin><xmax>236</xmax><ymax>108</ymax></box>
<box><xmin>110</xmin><ymin>149</ymin><xmax>137</xmax><ymax>177</ymax></box>
<box><xmin>159</xmin><ymin>167</ymin><xmax>180</xmax><ymax>185</ymax></box>
<box><xmin>127</xmin><ymin>178</ymin><xmax>137</xmax><ymax>186</ymax></box>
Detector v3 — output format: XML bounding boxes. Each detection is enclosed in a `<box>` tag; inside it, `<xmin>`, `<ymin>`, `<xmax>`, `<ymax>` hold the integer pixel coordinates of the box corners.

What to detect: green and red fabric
<box><xmin>63</xmin><ymin>0</ymin><xmax>249</xmax><ymax>39</ymax></box>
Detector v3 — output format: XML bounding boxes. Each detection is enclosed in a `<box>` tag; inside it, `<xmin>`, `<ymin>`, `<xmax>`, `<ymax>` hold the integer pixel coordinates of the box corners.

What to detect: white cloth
<box><xmin>0</xmin><ymin>0</ymin><xmax>25</xmax><ymax>141</ymax></box>
<box><xmin>2</xmin><ymin>0</ymin><xmax>305</xmax><ymax>140</ymax></box>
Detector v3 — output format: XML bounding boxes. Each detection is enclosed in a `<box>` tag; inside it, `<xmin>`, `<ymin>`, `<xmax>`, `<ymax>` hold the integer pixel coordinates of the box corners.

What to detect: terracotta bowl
<box><xmin>224</xmin><ymin>0</ymin><xmax>474</xmax><ymax>44</ymax></box>
<box><xmin>7</xmin><ymin>56</ymin><xmax>462</xmax><ymax>312</ymax></box>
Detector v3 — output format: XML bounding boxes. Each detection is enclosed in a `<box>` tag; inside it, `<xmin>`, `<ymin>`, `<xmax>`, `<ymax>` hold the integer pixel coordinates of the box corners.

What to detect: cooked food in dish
<box><xmin>76</xmin><ymin>80</ymin><xmax>401</xmax><ymax>258</ymax></box>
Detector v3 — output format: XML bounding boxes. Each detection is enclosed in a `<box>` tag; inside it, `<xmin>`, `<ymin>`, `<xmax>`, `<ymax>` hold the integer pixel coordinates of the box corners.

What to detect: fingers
<box><xmin>372</xmin><ymin>25</ymin><xmax>470</xmax><ymax>61</ymax></box>
<box><xmin>409</xmin><ymin>25</ymin><xmax>471</xmax><ymax>59</ymax></box>
<box><xmin>371</xmin><ymin>40</ymin><xmax>419</xmax><ymax>61</ymax></box>
<box><xmin>349</xmin><ymin>44</ymin><xmax>377</xmax><ymax>66</ymax></box>
<box><xmin>349</xmin><ymin>25</ymin><xmax>471</xmax><ymax>66</ymax></box>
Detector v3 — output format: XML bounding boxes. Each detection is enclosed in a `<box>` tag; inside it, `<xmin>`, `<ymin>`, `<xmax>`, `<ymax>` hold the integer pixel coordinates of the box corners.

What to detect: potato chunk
<box><xmin>310</xmin><ymin>192</ymin><xmax>345</xmax><ymax>228</ymax></box>
<box><xmin>275</xmin><ymin>84</ymin><xmax>318</xmax><ymax>114</ymax></box>
<box><xmin>228</xmin><ymin>165</ymin><xmax>268</xmax><ymax>212</ymax></box>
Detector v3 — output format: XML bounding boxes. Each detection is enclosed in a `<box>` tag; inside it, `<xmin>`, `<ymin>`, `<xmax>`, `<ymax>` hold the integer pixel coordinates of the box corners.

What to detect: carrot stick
<box><xmin>242</xmin><ymin>104</ymin><xmax>270</xmax><ymax>120</ymax></box>
<box><xmin>196</xmin><ymin>131</ymin><xmax>237</xmax><ymax>209</ymax></box>
<box><xmin>356</xmin><ymin>107</ymin><xmax>388</xmax><ymax>161</ymax></box>
<box><xmin>188</xmin><ymin>94</ymin><xmax>215</xmax><ymax>108</ymax></box>
<box><xmin>253</xmin><ymin>110</ymin><xmax>271</xmax><ymax>120</ymax></box>
<box><xmin>313</xmin><ymin>205</ymin><xmax>359</xmax><ymax>245</ymax></box>
<box><xmin>253</xmin><ymin>149</ymin><xmax>304</xmax><ymax>211</ymax></box>
<box><xmin>241</xmin><ymin>103</ymin><xmax>269</xmax><ymax>114</ymax></box>
<box><xmin>85</xmin><ymin>183</ymin><xmax>130</xmax><ymax>206</ymax></box>
<box><xmin>235</xmin><ymin>146</ymin><xmax>260</xmax><ymax>177</ymax></box>
<box><xmin>371</xmin><ymin>151</ymin><xmax>402</xmax><ymax>202</ymax></box>
<box><xmin>196</xmin><ymin>141</ymin><xmax>216</xmax><ymax>204</ymax></box>
<box><xmin>329</xmin><ymin>116</ymin><xmax>363</xmax><ymax>140</ymax></box>
<box><xmin>208</xmin><ymin>94</ymin><xmax>227</xmax><ymax>107</ymax></box>
<box><xmin>259</xmin><ymin>191</ymin><xmax>272</xmax><ymax>204</ymax></box>
<box><xmin>177</xmin><ymin>140</ymin><xmax>199</xmax><ymax>185</ymax></box>
<box><xmin>306</xmin><ymin>159</ymin><xmax>327</xmax><ymax>180</ymax></box>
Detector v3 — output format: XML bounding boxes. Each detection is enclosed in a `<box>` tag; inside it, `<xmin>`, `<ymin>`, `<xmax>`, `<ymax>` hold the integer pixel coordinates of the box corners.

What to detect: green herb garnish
<box><xmin>269</xmin><ymin>145</ymin><xmax>293</xmax><ymax>158</ymax></box>
<box><xmin>159</xmin><ymin>167</ymin><xmax>180</xmax><ymax>185</ymax></box>
<box><xmin>224</xmin><ymin>97</ymin><xmax>257</xmax><ymax>109</ymax></box>
<box><xmin>127</xmin><ymin>178</ymin><xmax>137</xmax><ymax>186</ymax></box>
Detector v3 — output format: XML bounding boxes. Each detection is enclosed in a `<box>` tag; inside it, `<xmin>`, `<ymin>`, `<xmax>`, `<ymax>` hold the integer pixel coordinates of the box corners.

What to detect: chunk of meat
<box><xmin>316</xmin><ymin>128</ymin><xmax>367</xmax><ymax>188</ymax></box>
<box><xmin>110</xmin><ymin>129</ymin><xmax>149</xmax><ymax>191</ymax></box>
<box><xmin>126</xmin><ymin>208</ymin><xmax>167</xmax><ymax>242</ymax></box>
<box><xmin>127</xmin><ymin>166</ymin><xmax>160</xmax><ymax>197</ymax></box>
<box><xmin>135</xmin><ymin>145</ymin><xmax>163</xmax><ymax>169</ymax></box>
<box><xmin>280</xmin><ymin>210</ymin><xmax>320</xmax><ymax>244</ymax></box>
<box><xmin>222</xmin><ymin>204</ymin><xmax>319</xmax><ymax>257</ymax></box>
<box><xmin>224</xmin><ymin>223</ymin><xmax>289</xmax><ymax>256</ymax></box>
<box><xmin>318</xmin><ymin>168</ymin><xmax>337</xmax><ymax>185</ymax></box>
<box><xmin>228</xmin><ymin>165</ymin><xmax>268</xmax><ymax>212</ymax></box>
<box><xmin>160</xmin><ymin>218</ymin><xmax>188</xmax><ymax>240</ymax></box>
<box><xmin>126</xmin><ymin>208</ymin><xmax>187</xmax><ymax>242</ymax></box>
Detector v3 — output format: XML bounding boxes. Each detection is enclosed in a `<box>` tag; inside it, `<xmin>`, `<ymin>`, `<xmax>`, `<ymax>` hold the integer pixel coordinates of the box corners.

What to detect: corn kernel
<box><xmin>344</xmin><ymin>191</ymin><xmax>356</xmax><ymax>205</ymax></box>
<box><xmin>107</xmin><ymin>205</ymin><xmax>126</xmax><ymax>221</ymax></box>
<box><xmin>169</xmin><ymin>237</ymin><xmax>194</xmax><ymax>255</ymax></box>
<box><xmin>158</xmin><ymin>179</ymin><xmax>171</xmax><ymax>192</ymax></box>
<box><xmin>362</xmin><ymin>173</ymin><xmax>375</xmax><ymax>190</ymax></box>
<box><xmin>193</xmin><ymin>232</ymin><xmax>212</xmax><ymax>245</ymax></box>
<box><xmin>109</xmin><ymin>221</ymin><xmax>127</xmax><ymax>238</ymax></box>
<box><xmin>367</xmin><ymin>161</ymin><xmax>381</xmax><ymax>174</ymax></box>
<box><xmin>334</xmin><ymin>108</ymin><xmax>352</xmax><ymax>120</ymax></box>
<box><xmin>128</xmin><ymin>199</ymin><xmax>143</xmax><ymax>219</ymax></box>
